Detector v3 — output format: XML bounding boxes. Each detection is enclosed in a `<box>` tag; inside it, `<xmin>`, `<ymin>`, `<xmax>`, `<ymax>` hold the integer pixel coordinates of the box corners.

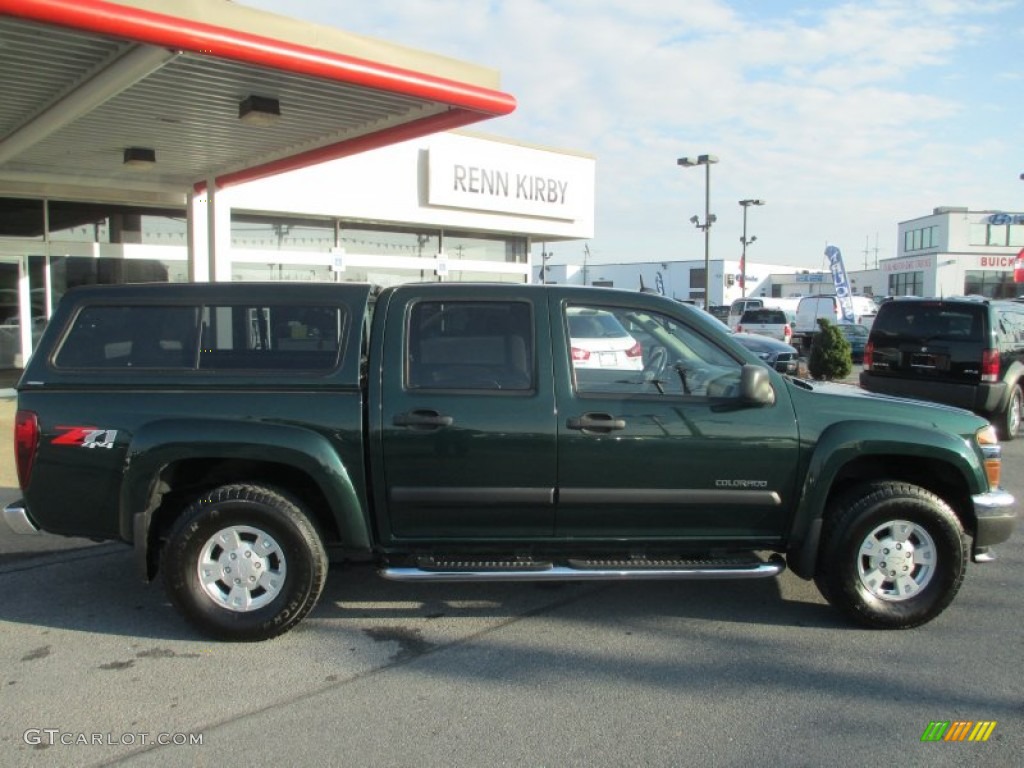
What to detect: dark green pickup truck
<box><xmin>4</xmin><ymin>282</ymin><xmax>1016</xmax><ymax>641</ymax></box>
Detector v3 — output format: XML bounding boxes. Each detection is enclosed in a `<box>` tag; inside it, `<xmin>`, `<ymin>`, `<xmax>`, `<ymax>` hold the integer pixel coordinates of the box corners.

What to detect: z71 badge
<box><xmin>52</xmin><ymin>427</ymin><xmax>119</xmax><ymax>449</ymax></box>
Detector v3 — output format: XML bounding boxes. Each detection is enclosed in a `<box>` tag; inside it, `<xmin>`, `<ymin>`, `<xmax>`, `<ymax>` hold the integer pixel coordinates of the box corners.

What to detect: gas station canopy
<box><xmin>0</xmin><ymin>0</ymin><xmax>516</xmax><ymax>203</ymax></box>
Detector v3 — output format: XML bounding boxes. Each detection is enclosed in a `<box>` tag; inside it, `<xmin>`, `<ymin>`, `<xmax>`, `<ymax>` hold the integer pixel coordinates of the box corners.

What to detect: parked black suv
<box><xmin>860</xmin><ymin>297</ymin><xmax>1024</xmax><ymax>440</ymax></box>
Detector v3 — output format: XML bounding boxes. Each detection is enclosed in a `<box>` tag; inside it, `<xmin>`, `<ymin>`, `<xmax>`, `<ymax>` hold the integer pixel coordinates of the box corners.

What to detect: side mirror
<box><xmin>740</xmin><ymin>363</ymin><xmax>775</xmax><ymax>406</ymax></box>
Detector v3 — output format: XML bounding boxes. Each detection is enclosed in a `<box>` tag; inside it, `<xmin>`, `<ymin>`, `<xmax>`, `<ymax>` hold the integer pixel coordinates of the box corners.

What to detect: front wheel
<box><xmin>814</xmin><ymin>482</ymin><xmax>967</xmax><ymax>629</ymax></box>
<box><xmin>162</xmin><ymin>483</ymin><xmax>328</xmax><ymax>641</ymax></box>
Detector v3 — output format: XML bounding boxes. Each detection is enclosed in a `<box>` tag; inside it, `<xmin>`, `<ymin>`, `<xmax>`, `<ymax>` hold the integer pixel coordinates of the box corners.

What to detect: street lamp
<box><xmin>738</xmin><ymin>198</ymin><xmax>765</xmax><ymax>298</ymax></box>
<box><xmin>678</xmin><ymin>154</ymin><xmax>719</xmax><ymax>307</ymax></box>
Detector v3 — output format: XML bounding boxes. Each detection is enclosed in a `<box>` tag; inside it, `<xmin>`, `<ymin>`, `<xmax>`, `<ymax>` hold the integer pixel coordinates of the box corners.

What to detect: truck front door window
<box><xmin>567</xmin><ymin>304</ymin><xmax>741</xmax><ymax>398</ymax></box>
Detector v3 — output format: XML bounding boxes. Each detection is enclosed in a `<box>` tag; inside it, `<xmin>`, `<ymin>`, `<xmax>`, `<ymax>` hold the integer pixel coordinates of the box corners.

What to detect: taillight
<box><xmin>976</xmin><ymin>425</ymin><xmax>1002</xmax><ymax>489</ymax></box>
<box><xmin>981</xmin><ymin>349</ymin><xmax>999</xmax><ymax>383</ymax></box>
<box><xmin>783</xmin><ymin>324</ymin><xmax>791</xmax><ymax>340</ymax></box>
<box><xmin>14</xmin><ymin>410</ymin><xmax>39</xmax><ymax>490</ymax></box>
<box><xmin>625</xmin><ymin>342</ymin><xmax>643</xmax><ymax>359</ymax></box>
<box><xmin>736</xmin><ymin>325</ymin><xmax>743</xmax><ymax>333</ymax></box>
<box><xmin>571</xmin><ymin>347</ymin><xmax>590</xmax><ymax>362</ymax></box>
<box><xmin>863</xmin><ymin>341</ymin><xmax>874</xmax><ymax>368</ymax></box>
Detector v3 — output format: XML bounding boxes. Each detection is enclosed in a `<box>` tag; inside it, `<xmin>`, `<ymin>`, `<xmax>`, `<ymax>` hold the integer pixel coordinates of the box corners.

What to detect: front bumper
<box><xmin>971</xmin><ymin>489</ymin><xmax>1016</xmax><ymax>550</ymax></box>
<box><xmin>3</xmin><ymin>501</ymin><xmax>41</xmax><ymax>535</ymax></box>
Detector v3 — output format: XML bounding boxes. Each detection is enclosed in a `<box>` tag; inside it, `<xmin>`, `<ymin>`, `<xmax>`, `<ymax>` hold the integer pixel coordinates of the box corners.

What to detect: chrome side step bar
<box><xmin>381</xmin><ymin>556</ymin><xmax>785</xmax><ymax>583</ymax></box>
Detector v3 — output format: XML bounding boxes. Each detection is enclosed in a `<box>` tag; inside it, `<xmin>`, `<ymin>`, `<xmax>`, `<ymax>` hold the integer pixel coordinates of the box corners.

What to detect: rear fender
<box><xmin>121</xmin><ymin>418</ymin><xmax>369</xmax><ymax>579</ymax></box>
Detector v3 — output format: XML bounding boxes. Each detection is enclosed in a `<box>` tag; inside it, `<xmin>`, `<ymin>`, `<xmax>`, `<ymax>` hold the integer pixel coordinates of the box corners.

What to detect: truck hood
<box><xmin>783</xmin><ymin>378</ymin><xmax>989</xmax><ymax>436</ymax></box>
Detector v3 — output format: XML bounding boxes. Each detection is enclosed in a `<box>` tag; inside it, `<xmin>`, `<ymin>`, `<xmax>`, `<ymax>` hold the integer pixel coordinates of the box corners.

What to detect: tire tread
<box><xmin>163</xmin><ymin>482</ymin><xmax>328</xmax><ymax>641</ymax></box>
<box><xmin>814</xmin><ymin>481</ymin><xmax>966</xmax><ymax>629</ymax></box>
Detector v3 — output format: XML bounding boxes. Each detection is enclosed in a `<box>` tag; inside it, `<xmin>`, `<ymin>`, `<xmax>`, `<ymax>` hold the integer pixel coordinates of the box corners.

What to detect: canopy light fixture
<box><xmin>123</xmin><ymin>146</ymin><xmax>156</xmax><ymax>168</ymax></box>
<box><xmin>239</xmin><ymin>95</ymin><xmax>281</xmax><ymax>125</ymax></box>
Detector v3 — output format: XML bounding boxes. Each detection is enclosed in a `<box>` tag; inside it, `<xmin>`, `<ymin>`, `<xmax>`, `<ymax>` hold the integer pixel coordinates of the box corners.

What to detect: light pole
<box><xmin>738</xmin><ymin>198</ymin><xmax>765</xmax><ymax>298</ymax></box>
<box><xmin>678</xmin><ymin>154</ymin><xmax>718</xmax><ymax>307</ymax></box>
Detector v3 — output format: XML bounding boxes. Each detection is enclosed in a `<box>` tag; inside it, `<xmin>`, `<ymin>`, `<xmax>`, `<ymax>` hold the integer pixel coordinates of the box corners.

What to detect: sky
<box><xmin>241</xmin><ymin>0</ymin><xmax>1024</xmax><ymax>271</ymax></box>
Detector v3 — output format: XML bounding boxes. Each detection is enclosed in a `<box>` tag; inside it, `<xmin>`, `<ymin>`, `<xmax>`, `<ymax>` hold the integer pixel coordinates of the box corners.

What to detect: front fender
<box><xmin>787</xmin><ymin>420</ymin><xmax>985</xmax><ymax>578</ymax></box>
<box><xmin>120</xmin><ymin>418</ymin><xmax>370</xmax><ymax>577</ymax></box>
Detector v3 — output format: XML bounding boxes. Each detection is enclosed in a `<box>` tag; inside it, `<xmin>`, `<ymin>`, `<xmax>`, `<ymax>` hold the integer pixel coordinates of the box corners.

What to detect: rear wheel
<box><xmin>162</xmin><ymin>483</ymin><xmax>328</xmax><ymax>641</ymax></box>
<box><xmin>995</xmin><ymin>384</ymin><xmax>1021</xmax><ymax>441</ymax></box>
<box><xmin>814</xmin><ymin>481</ymin><xmax>966</xmax><ymax>629</ymax></box>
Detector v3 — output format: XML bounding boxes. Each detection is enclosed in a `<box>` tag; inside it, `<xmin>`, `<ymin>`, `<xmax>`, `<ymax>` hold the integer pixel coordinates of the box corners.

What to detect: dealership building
<box><xmin>881</xmin><ymin>207</ymin><xmax>1024</xmax><ymax>298</ymax></box>
<box><xmin>540</xmin><ymin>206</ymin><xmax>1024</xmax><ymax>308</ymax></box>
<box><xmin>0</xmin><ymin>0</ymin><xmax>593</xmax><ymax>371</ymax></box>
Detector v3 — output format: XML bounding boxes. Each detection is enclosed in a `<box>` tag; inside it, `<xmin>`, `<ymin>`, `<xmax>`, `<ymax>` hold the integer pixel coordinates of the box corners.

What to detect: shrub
<box><xmin>808</xmin><ymin>317</ymin><xmax>852</xmax><ymax>381</ymax></box>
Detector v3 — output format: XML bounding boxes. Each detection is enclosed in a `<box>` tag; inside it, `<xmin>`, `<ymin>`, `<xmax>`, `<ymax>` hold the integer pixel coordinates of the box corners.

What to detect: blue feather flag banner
<box><xmin>825</xmin><ymin>245</ymin><xmax>855</xmax><ymax>323</ymax></box>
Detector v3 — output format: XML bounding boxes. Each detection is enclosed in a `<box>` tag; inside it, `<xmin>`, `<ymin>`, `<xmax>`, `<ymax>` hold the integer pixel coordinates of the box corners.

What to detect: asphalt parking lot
<box><xmin>0</xmin><ymin>386</ymin><xmax>1020</xmax><ymax>768</ymax></box>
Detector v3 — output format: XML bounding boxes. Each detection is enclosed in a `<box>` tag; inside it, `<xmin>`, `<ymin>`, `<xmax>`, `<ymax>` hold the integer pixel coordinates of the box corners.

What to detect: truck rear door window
<box><xmin>406</xmin><ymin>300</ymin><xmax>534</xmax><ymax>391</ymax></box>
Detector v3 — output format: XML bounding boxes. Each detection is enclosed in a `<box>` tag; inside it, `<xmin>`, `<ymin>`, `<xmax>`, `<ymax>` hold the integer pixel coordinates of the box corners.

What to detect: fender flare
<box><xmin>120</xmin><ymin>418</ymin><xmax>369</xmax><ymax>579</ymax></box>
<box><xmin>786</xmin><ymin>420</ymin><xmax>985</xmax><ymax>578</ymax></box>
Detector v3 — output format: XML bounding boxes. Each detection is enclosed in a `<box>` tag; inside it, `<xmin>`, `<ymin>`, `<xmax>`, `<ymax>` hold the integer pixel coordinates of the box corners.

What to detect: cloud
<box><xmin>241</xmin><ymin>0</ymin><xmax>1023</xmax><ymax>267</ymax></box>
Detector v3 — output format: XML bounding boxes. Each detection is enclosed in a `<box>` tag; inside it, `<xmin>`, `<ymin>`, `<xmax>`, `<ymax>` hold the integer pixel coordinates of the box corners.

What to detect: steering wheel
<box><xmin>643</xmin><ymin>346</ymin><xmax>668</xmax><ymax>380</ymax></box>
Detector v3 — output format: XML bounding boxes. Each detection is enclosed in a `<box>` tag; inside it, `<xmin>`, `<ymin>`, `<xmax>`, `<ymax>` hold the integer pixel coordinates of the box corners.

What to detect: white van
<box><xmin>726</xmin><ymin>297</ymin><xmax>800</xmax><ymax>330</ymax></box>
<box><xmin>793</xmin><ymin>294</ymin><xmax>877</xmax><ymax>349</ymax></box>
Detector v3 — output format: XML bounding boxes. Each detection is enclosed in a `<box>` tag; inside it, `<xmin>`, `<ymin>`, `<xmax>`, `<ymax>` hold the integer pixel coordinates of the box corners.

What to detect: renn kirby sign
<box><xmin>428</xmin><ymin>144</ymin><xmax>592</xmax><ymax>221</ymax></box>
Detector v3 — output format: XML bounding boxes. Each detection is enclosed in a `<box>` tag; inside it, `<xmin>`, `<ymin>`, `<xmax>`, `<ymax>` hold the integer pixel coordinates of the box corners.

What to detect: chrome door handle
<box><xmin>566</xmin><ymin>412</ymin><xmax>626</xmax><ymax>432</ymax></box>
<box><xmin>393</xmin><ymin>410</ymin><xmax>454</xmax><ymax>429</ymax></box>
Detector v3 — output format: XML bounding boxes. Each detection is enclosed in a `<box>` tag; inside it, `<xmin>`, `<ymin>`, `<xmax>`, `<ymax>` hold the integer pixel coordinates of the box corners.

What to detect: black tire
<box><xmin>995</xmin><ymin>384</ymin><xmax>1021</xmax><ymax>441</ymax></box>
<box><xmin>162</xmin><ymin>483</ymin><xmax>328</xmax><ymax>642</ymax></box>
<box><xmin>814</xmin><ymin>481</ymin><xmax>967</xmax><ymax>629</ymax></box>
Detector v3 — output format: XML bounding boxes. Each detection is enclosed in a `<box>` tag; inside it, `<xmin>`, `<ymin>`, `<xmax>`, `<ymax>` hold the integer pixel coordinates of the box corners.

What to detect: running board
<box><xmin>380</xmin><ymin>555</ymin><xmax>785</xmax><ymax>582</ymax></box>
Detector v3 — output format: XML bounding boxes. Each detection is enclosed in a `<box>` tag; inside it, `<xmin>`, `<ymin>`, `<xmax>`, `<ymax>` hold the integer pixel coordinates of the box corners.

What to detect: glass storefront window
<box><xmin>350</xmin><ymin>267</ymin><xmax>439</xmax><ymax>287</ymax></box>
<box><xmin>341</xmin><ymin>223</ymin><xmax>439</xmax><ymax>258</ymax></box>
<box><xmin>232</xmin><ymin>213</ymin><xmax>335</xmax><ymax>252</ymax></box>
<box><xmin>1</xmin><ymin>199</ymin><xmax>187</xmax><ymax>244</ymax></box>
<box><xmin>232</xmin><ymin>262</ymin><xmax>335</xmax><ymax>282</ymax></box>
<box><xmin>441</xmin><ymin>230</ymin><xmax>526</xmax><ymax>263</ymax></box>
<box><xmin>964</xmin><ymin>270</ymin><xmax>1016</xmax><ymax>299</ymax></box>
<box><xmin>0</xmin><ymin>198</ymin><xmax>44</xmax><ymax>241</ymax></box>
<box><xmin>987</xmin><ymin>226</ymin><xmax>1008</xmax><ymax>247</ymax></box>
<box><xmin>447</xmin><ymin>271</ymin><xmax>526</xmax><ymax>283</ymax></box>
<box><xmin>0</xmin><ymin>261</ymin><xmax>21</xmax><ymax>367</ymax></box>
<box><xmin>969</xmin><ymin>224</ymin><xmax>988</xmax><ymax>246</ymax></box>
<box><xmin>888</xmin><ymin>271</ymin><xmax>923</xmax><ymax>297</ymax></box>
<box><xmin>46</xmin><ymin>256</ymin><xmax>186</xmax><ymax>308</ymax></box>
<box><xmin>904</xmin><ymin>226</ymin><xmax>938</xmax><ymax>252</ymax></box>
<box><xmin>47</xmin><ymin>201</ymin><xmax>187</xmax><ymax>244</ymax></box>
<box><xmin>231</xmin><ymin>262</ymin><xmax>440</xmax><ymax>287</ymax></box>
